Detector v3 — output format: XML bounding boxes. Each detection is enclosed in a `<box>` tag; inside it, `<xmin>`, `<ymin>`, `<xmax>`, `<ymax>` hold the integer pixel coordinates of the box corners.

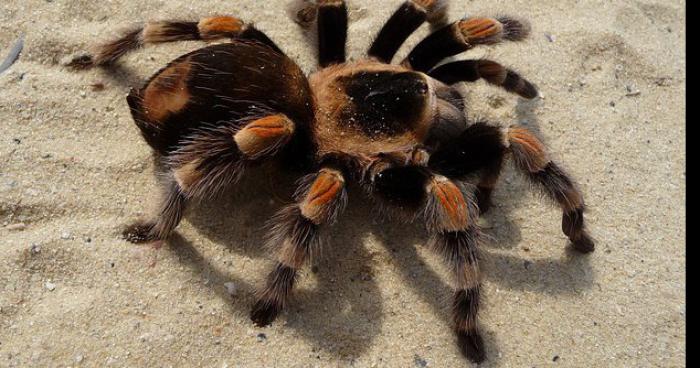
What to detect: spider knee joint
<box><xmin>234</xmin><ymin>114</ymin><xmax>295</xmax><ymax>158</ymax></box>
<box><xmin>300</xmin><ymin>169</ymin><xmax>346</xmax><ymax>224</ymax></box>
<box><xmin>173</xmin><ymin>160</ymin><xmax>203</xmax><ymax>192</ymax></box>
<box><xmin>197</xmin><ymin>16</ymin><xmax>244</xmax><ymax>39</ymax></box>
<box><xmin>426</xmin><ymin>176</ymin><xmax>475</xmax><ymax>232</ymax></box>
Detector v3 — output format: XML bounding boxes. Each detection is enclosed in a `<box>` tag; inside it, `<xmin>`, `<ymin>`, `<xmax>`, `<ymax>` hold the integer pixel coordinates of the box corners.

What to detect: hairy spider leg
<box><xmin>68</xmin><ymin>16</ymin><xmax>280</xmax><ymax>68</ymax></box>
<box><xmin>403</xmin><ymin>16</ymin><xmax>531</xmax><ymax>72</ymax></box>
<box><xmin>122</xmin><ymin>114</ymin><xmax>297</xmax><ymax>243</ymax></box>
<box><xmin>429</xmin><ymin>59</ymin><xmax>538</xmax><ymax>99</ymax></box>
<box><xmin>368</xmin><ymin>162</ymin><xmax>486</xmax><ymax>363</ymax></box>
<box><xmin>251</xmin><ymin>167</ymin><xmax>347</xmax><ymax>326</ymax></box>
<box><xmin>317</xmin><ymin>0</ymin><xmax>348</xmax><ymax>67</ymax></box>
<box><xmin>368</xmin><ymin>0</ymin><xmax>448</xmax><ymax>63</ymax></box>
<box><xmin>429</xmin><ymin>123</ymin><xmax>595</xmax><ymax>253</ymax></box>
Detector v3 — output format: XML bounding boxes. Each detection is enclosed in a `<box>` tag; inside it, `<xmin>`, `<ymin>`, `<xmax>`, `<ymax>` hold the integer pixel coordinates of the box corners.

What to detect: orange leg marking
<box><xmin>197</xmin><ymin>16</ymin><xmax>244</xmax><ymax>40</ymax></box>
<box><xmin>507</xmin><ymin>127</ymin><xmax>549</xmax><ymax>172</ymax></box>
<box><xmin>300</xmin><ymin>169</ymin><xmax>345</xmax><ymax>224</ymax></box>
<box><xmin>430</xmin><ymin>176</ymin><xmax>470</xmax><ymax>231</ymax></box>
<box><xmin>412</xmin><ymin>0</ymin><xmax>438</xmax><ymax>9</ymax></box>
<box><xmin>458</xmin><ymin>18</ymin><xmax>503</xmax><ymax>43</ymax></box>
<box><xmin>233</xmin><ymin>114</ymin><xmax>295</xmax><ymax>157</ymax></box>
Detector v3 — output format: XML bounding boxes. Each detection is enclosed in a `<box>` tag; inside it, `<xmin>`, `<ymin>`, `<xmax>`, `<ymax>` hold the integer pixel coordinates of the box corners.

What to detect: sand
<box><xmin>0</xmin><ymin>0</ymin><xmax>685</xmax><ymax>367</ymax></box>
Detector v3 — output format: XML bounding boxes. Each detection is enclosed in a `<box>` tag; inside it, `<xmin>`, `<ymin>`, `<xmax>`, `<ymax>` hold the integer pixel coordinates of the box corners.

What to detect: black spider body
<box><xmin>72</xmin><ymin>1</ymin><xmax>594</xmax><ymax>364</ymax></box>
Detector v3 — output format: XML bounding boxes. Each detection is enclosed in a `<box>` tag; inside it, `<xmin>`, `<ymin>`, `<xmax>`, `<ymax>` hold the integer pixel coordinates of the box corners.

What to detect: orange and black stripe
<box><xmin>251</xmin><ymin>168</ymin><xmax>346</xmax><ymax>327</ymax></box>
<box><xmin>429</xmin><ymin>59</ymin><xmax>538</xmax><ymax>99</ymax></box>
<box><xmin>508</xmin><ymin>127</ymin><xmax>594</xmax><ymax>252</ymax></box>
<box><xmin>68</xmin><ymin>16</ymin><xmax>281</xmax><ymax>69</ymax></box>
<box><xmin>404</xmin><ymin>16</ymin><xmax>530</xmax><ymax>72</ymax></box>
<box><xmin>428</xmin><ymin>123</ymin><xmax>594</xmax><ymax>253</ymax></box>
<box><xmin>432</xmin><ymin>229</ymin><xmax>485</xmax><ymax>363</ymax></box>
<box><xmin>368</xmin><ymin>0</ymin><xmax>447</xmax><ymax>63</ymax></box>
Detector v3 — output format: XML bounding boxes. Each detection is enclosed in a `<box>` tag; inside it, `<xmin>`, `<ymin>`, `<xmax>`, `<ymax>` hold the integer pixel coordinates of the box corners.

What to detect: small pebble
<box><xmin>414</xmin><ymin>354</ymin><xmax>428</xmax><ymax>367</ymax></box>
<box><xmin>75</xmin><ymin>355</ymin><xmax>84</xmax><ymax>364</ymax></box>
<box><xmin>295</xmin><ymin>3</ymin><xmax>318</xmax><ymax>26</ymax></box>
<box><xmin>256</xmin><ymin>333</ymin><xmax>267</xmax><ymax>342</ymax></box>
<box><xmin>30</xmin><ymin>243</ymin><xmax>41</xmax><ymax>254</ymax></box>
<box><xmin>61</xmin><ymin>231</ymin><xmax>72</xmax><ymax>240</ymax></box>
<box><xmin>224</xmin><ymin>282</ymin><xmax>238</xmax><ymax>297</ymax></box>
<box><xmin>544</xmin><ymin>33</ymin><xmax>556</xmax><ymax>42</ymax></box>
<box><xmin>45</xmin><ymin>282</ymin><xmax>56</xmax><ymax>291</ymax></box>
<box><xmin>654</xmin><ymin>77</ymin><xmax>672</xmax><ymax>86</ymax></box>
<box><xmin>625</xmin><ymin>85</ymin><xmax>641</xmax><ymax>96</ymax></box>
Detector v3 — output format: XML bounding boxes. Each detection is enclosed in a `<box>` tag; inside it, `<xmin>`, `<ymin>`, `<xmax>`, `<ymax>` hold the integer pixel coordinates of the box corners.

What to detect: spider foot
<box><xmin>458</xmin><ymin>330</ymin><xmax>486</xmax><ymax>364</ymax></box>
<box><xmin>122</xmin><ymin>221</ymin><xmax>157</xmax><ymax>244</ymax></box>
<box><xmin>571</xmin><ymin>234</ymin><xmax>595</xmax><ymax>254</ymax></box>
<box><xmin>250</xmin><ymin>300</ymin><xmax>280</xmax><ymax>327</ymax></box>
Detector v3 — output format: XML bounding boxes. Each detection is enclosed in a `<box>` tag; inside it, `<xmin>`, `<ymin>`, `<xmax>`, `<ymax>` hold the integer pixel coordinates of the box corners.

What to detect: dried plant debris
<box><xmin>0</xmin><ymin>36</ymin><xmax>24</xmax><ymax>75</ymax></box>
<box><xmin>288</xmin><ymin>0</ymin><xmax>318</xmax><ymax>28</ymax></box>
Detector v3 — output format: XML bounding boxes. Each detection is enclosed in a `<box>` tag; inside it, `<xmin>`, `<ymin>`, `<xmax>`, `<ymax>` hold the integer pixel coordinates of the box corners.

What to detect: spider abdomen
<box><xmin>128</xmin><ymin>41</ymin><xmax>314</xmax><ymax>155</ymax></box>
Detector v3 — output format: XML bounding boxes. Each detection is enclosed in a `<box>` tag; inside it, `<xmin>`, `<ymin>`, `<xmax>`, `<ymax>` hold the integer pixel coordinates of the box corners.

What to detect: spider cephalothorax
<box><xmin>71</xmin><ymin>0</ymin><xmax>594</xmax><ymax>363</ymax></box>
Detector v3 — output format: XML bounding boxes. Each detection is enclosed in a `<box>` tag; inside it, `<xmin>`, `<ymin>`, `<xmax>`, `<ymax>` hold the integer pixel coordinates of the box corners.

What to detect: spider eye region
<box><xmin>339</xmin><ymin>71</ymin><xmax>429</xmax><ymax>136</ymax></box>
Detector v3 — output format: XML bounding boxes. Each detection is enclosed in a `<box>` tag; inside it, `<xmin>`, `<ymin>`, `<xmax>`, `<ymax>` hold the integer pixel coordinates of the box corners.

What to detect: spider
<box><xmin>70</xmin><ymin>0</ymin><xmax>594</xmax><ymax>363</ymax></box>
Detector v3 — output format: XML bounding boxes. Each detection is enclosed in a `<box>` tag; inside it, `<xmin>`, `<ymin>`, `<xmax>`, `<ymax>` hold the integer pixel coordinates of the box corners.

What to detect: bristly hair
<box><xmin>414</xmin><ymin>0</ymin><xmax>449</xmax><ymax>25</ymax></box>
<box><xmin>528</xmin><ymin>162</ymin><xmax>585</xmax><ymax>213</ymax></box>
<box><xmin>263</xmin><ymin>205</ymin><xmax>321</xmax><ymax>262</ymax></box>
<box><xmin>152</xmin><ymin>176</ymin><xmax>188</xmax><ymax>239</ymax></box>
<box><xmin>420</xmin><ymin>179</ymin><xmax>480</xmax><ymax>233</ymax></box>
<box><xmin>293</xmin><ymin>171</ymin><xmax>348</xmax><ymax>225</ymax></box>
<box><xmin>167</xmin><ymin>122</ymin><xmax>245</xmax><ymax>200</ymax></box>
<box><xmin>496</xmin><ymin>16</ymin><xmax>531</xmax><ymax>41</ymax></box>
<box><xmin>93</xmin><ymin>26</ymin><xmax>144</xmax><ymax>66</ymax></box>
<box><xmin>429</xmin><ymin>228</ymin><xmax>482</xmax><ymax>280</ymax></box>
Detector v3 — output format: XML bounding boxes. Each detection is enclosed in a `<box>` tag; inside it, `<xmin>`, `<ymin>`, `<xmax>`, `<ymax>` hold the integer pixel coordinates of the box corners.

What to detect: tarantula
<box><xmin>70</xmin><ymin>0</ymin><xmax>594</xmax><ymax>363</ymax></box>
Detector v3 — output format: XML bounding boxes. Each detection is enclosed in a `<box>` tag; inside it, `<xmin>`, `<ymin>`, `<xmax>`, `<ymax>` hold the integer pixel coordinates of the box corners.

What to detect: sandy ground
<box><xmin>0</xmin><ymin>0</ymin><xmax>685</xmax><ymax>367</ymax></box>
